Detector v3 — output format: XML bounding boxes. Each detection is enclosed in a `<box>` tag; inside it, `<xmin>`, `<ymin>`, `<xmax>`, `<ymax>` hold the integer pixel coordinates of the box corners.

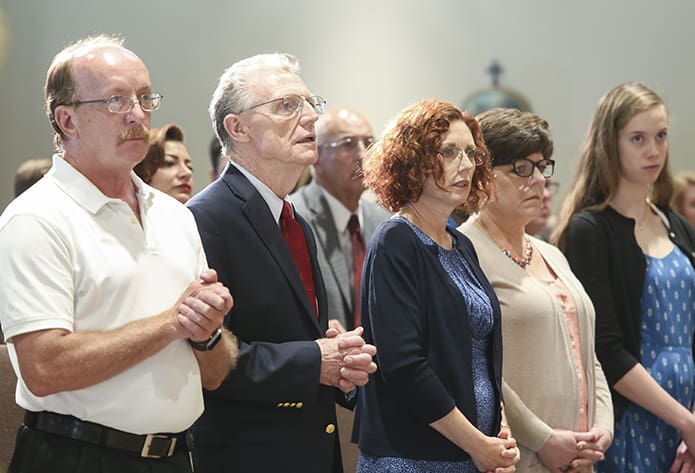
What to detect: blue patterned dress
<box><xmin>597</xmin><ymin>246</ymin><xmax>695</xmax><ymax>473</ymax></box>
<box><xmin>358</xmin><ymin>219</ymin><xmax>495</xmax><ymax>473</ymax></box>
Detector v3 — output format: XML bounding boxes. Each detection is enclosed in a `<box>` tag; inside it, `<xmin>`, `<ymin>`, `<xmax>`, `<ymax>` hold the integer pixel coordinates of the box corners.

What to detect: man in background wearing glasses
<box><xmin>187</xmin><ymin>54</ymin><xmax>377</xmax><ymax>473</ymax></box>
<box><xmin>290</xmin><ymin>107</ymin><xmax>390</xmax><ymax>334</ymax></box>
<box><xmin>0</xmin><ymin>35</ymin><xmax>237</xmax><ymax>473</ymax></box>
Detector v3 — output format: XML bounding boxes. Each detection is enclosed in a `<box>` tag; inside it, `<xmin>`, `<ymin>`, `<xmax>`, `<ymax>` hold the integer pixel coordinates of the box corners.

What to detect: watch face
<box><xmin>189</xmin><ymin>327</ymin><xmax>223</xmax><ymax>351</ymax></box>
<box><xmin>206</xmin><ymin>327</ymin><xmax>223</xmax><ymax>350</ymax></box>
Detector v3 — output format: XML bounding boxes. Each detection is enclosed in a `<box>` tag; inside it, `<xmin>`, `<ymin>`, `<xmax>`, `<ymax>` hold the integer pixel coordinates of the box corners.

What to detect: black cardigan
<box><xmin>353</xmin><ymin>218</ymin><xmax>503</xmax><ymax>461</ymax></box>
<box><xmin>564</xmin><ymin>205</ymin><xmax>695</xmax><ymax>420</ymax></box>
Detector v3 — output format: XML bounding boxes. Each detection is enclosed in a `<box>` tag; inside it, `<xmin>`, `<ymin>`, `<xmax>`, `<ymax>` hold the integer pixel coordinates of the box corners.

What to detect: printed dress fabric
<box><xmin>597</xmin><ymin>246</ymin><xmax>695</xmax><ymax>473</ymax></box>
<box><xmin>358</xmin><ymin>219</ymin><xmax>495</xmax><ymax>473</ymax></box>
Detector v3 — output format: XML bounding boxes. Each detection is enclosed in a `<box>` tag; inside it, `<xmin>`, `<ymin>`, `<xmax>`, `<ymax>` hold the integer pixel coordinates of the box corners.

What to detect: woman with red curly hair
<box><xmin>353</xmin><ymin>99</ymin><xmax>519</xmax><ymax>473</ymax></box>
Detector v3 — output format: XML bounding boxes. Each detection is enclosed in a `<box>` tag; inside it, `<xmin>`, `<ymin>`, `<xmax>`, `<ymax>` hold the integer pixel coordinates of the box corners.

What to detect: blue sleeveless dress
<box><xmin>597</xmin><ymin>246</ymin><xmax>695</xmax><ymax>472</ymax></box>
<box><xmin>357</xmin><ymin>219</ymin><xmax>495</xmax><ymax>473</ymax></box>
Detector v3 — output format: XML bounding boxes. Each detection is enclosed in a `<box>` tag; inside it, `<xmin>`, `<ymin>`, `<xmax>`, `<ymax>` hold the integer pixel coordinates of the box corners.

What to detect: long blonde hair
<box><xmin>552</xmin><ymin>82</ymin><xmax>673</xmax><ymax>249</ymax></box>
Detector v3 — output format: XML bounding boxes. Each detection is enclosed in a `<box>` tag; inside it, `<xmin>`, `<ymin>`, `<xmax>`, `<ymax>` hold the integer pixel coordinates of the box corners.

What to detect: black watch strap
<box><xmin>188</xmin><ymin>326</ymin><xmax>223</xmax><ymax>351</ymax></box>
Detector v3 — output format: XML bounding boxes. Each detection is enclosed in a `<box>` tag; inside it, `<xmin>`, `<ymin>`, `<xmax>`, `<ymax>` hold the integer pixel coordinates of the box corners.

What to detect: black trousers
<box><xmin>9</xmin><ymin>425</ymin><xmax>193</xmax><ymax>473</ymax></box>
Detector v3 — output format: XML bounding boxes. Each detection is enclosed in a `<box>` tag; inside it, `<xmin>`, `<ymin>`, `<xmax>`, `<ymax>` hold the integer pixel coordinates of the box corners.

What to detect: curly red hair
<box><xmin>364</xmin><ymin>99</ymin><xmax>494</xmax><ymax>213</ymax></box>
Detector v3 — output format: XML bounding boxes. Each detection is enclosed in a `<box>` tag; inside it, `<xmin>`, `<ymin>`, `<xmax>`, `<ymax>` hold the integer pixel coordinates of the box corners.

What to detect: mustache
<box><xmin>118</xmin><ymin>126</ymin><xmax>149</xmax><ymax>144</ymax></box>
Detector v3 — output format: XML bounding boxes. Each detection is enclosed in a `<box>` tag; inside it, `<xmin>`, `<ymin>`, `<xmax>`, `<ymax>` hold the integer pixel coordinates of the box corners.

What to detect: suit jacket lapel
<box><xmin>304</xmin><ymin>183</ymin><xmax>352</xmax><ymax>308</ymax></box>
<box><xmin>225</xmin><ymin>168</ymin><xmax>322</xmax><ymax>333</ymax></box>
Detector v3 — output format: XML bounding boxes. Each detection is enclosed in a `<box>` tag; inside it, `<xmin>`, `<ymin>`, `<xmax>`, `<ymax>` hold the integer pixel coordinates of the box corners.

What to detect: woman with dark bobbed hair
<box><xmin>135</xmin><ymin>123</ymin><xmax>193</xmax><ymax>203</ymax></box>
<box><xmin>460</xmin><ymin>108</ymin><xmax>613</xmax><ymax>472</ymax></box>
<box><xmin>353</xmin><ymin>98</ymin><xmax>519</xmax><ymax>473</ymax></box>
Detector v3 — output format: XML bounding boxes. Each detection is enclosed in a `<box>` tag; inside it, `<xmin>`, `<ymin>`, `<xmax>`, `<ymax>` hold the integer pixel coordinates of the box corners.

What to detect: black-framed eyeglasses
<box><xmin>439</xmin><ymin>147</ymin><xmax>486</xmax><ymax>166</ymax></box>
<box><xmin>320</xmin><ymin>135</ymin><xmax>375</xmax><ymax>152</ymax></box>
<box><xmin>245</xmin><ymin>94</ymin><xmax>326</xmax><ymax>116</ymax></box>
<box><xmin>509</xmin><ymin>158</ymin><xmax>555</xmax><ymax>178</ymax></box>
<box><xmin>67</xmin><ymin>93</ymin><xmax>163</xmax><ymax>113</ymax></box>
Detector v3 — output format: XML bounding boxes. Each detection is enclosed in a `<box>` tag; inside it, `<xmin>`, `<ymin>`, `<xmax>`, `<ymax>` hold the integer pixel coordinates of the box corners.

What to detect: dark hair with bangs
<box><xmin>134</xmin><ymin>124</ymin><xmax>185</xmax><ymax>183</ymax></box>
<box><xmin>475</xmin><ymin>108</ymin><xmax>554</xmax><ymax>167</ymax></box>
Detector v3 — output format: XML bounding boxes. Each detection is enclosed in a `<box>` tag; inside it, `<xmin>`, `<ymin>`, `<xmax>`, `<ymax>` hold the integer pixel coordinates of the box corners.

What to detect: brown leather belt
<box><xmin>24</xmin><ymin>411</ymin><xmax>187</xmax><ymax>458</ymax></box>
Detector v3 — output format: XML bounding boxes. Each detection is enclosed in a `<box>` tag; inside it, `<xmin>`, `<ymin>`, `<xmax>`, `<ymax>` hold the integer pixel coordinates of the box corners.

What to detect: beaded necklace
<box><xmin>500</xmin><ymin>238</ymin><xmax>534</xmax><ymax>268</ymax></box>
<box><xmin>477</xmin><ymin>218</ymin><xmax>534</xmax><ymax>269</ymax></box>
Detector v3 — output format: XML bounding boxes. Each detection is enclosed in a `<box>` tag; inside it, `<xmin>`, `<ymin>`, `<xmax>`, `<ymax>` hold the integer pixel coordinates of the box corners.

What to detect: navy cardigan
<box><xmin>353</xmin><ymin>219</ymin><xmax>503</xmax><ymax>461</ymax></box>
<box><xmin>564</xmin><ymin>205</ymin><xmax>695</xmax><ymax>421</ymax></box>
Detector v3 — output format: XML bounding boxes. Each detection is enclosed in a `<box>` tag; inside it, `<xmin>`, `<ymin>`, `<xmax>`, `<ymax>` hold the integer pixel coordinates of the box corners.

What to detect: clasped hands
<box><xmin>316</xmin><ymin>326</ymin><xmax>377</xmax><ymax>393</ymax></box>
<box><xmin>539</xmin><ymin>427</ymin><xmax>612</xmax><ymax>473</ymax></box>
<box><xmin>480</xmin><ymin>428</ymin><xmax>520</xmax><ymax>473</ymax></box>
<box><xmin>175</xmin><ymin>269</ymin><xmax>233</xmax><ymax>343</ymax></box>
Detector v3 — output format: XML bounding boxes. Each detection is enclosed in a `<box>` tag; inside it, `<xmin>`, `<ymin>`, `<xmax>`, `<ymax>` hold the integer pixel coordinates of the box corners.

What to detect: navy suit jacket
<box><xmin>187</xmin><ymin>163</ymin><xmax>344</xmax><ymax>473</ymax></box>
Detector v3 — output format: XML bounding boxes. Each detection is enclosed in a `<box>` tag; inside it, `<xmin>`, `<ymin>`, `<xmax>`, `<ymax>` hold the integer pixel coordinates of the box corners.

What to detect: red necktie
<box><xmin>280</xmin><ymin>201</ymin><xmax>317</xmax><ymax>316</ymax></box>
<box><xmin>348</xmin><ymin>214</ymin><xmax>366</xmax><ymax>327</ymax></box>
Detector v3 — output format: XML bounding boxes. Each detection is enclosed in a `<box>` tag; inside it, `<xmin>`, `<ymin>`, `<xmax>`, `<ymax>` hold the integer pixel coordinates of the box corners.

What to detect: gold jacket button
<box><xmin>295</xmin><ymin>402</ymin><xmax>303</xmax><ymax>409</ymax></box>
<box><xmin>283</xmin><ymin>402</ymin><xmax>290</xmax><ymax>408</ymax></box>
<box><xmin>325</xmin><ymin>423</ymin><xmax>335</xmax><ymax>434</ymax></box>
<box><xmin>289</xmin><ymin>402</ymin><xmax>296</xmax><ymax>407</ymax></box>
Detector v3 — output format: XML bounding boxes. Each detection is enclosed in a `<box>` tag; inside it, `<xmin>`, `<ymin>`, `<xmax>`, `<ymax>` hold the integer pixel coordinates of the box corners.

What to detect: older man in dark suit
<box><xmin>187</xmin><ymin>53</ymin><xmax>377</xmax><ymax>473</ymax></box>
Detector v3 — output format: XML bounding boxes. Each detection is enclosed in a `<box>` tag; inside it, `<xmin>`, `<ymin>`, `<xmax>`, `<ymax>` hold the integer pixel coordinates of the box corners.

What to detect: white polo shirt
<box><xmin>0</xmin><ymin>155</ymin><xmax>206</xmax><ymax>434</ymax></box>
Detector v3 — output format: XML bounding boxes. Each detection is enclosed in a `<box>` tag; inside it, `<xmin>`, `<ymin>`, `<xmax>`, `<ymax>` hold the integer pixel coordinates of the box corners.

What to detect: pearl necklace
<box><xmin>477</xmin><ymin>219</ymin><xmax>534</xmax><ymax>269</ymax></box>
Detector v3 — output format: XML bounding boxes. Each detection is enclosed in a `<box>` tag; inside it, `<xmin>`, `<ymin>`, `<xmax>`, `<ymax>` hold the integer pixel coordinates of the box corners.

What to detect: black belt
<box><xmin>24</xmin><ymin>411</ymin><xmax>187</xmax><ymax>458</ymax></box>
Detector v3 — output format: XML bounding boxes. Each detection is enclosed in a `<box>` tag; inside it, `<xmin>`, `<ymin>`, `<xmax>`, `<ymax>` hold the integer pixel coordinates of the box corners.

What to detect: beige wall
<box><xmin>1</xmin><ymin>0</ymin><xmax>693</xmax><ymax>210</ymax></box>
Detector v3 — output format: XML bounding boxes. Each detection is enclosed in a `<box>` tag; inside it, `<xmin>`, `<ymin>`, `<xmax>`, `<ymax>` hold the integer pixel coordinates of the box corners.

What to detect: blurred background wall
<box><xmin>1</xmin><ymin>0</ymin><xmax>693</xmax><ymax>209</ymax></box>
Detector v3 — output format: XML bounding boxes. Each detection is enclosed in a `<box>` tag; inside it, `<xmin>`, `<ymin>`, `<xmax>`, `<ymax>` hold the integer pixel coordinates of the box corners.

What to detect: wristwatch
<box><xmin>188</xmin><ymin>326</ymin><xmax>223</xmax><ymax>351</ymax></box>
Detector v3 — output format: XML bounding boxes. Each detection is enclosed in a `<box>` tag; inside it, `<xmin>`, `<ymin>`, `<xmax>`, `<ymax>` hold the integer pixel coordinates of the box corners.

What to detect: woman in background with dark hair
<box><xmin>354</xmin><ymin>98</ymin><xmax>519</xmax><ymax>473</ymax></box>
<box><xmin>554</xmin><ymin>82</ymin><xmax>695</xmax><ymax>472</ymax></box>
<box><xmin>135</xmin><ymin>124</ymin><xmax>194</xmax><ymax>203</ymax></box>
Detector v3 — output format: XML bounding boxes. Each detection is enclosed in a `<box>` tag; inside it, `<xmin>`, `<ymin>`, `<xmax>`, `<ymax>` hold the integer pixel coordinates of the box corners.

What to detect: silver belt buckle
<box><xmin>141</xmin><ymin>433</ymin><xmax>177</xmax><ymax>458</ymax></box>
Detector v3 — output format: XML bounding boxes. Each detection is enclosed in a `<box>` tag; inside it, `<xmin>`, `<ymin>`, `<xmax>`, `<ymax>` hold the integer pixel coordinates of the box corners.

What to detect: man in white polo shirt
<box><xmin>0</xmin><ymin>35</ymin><xmax>237</xmax><ymax>473</ymax></box>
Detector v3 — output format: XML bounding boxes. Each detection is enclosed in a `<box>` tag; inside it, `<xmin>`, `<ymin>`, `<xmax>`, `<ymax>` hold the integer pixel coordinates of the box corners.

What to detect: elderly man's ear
<box><xmin>224</xmin><ymin>114</ymin><xmax>250</xmax><ymax>144</ymax></box>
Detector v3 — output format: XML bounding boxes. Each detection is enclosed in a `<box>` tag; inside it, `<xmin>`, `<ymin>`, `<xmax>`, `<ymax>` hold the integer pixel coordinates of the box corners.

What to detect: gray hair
<box><xmin>45</xmin><ymin>34</ymin><xmax>126</xmax><ymax>148</ymax></box>
<box><xmin>209</xmin><ymin>53</ymin><xmax>300</xmax><ymax>157</ymax></box>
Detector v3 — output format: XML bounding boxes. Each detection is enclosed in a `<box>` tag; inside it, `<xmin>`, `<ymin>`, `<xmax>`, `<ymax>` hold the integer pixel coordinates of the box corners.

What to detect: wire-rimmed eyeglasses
<box><xmin>245</xmin><ymin>94</ymin><xmax>326</xmax><ymax>116</ymax></box>
<box><xmin>509</xmin><ymin>158</ymin><xmax>555</xmax><ymax>178</ymax></box>
<box><xmin>439</xmin><ymin>147</ymin><xmax>486</xmax><ymax>166</ymax></box>
<box><xmin>320</xmin><ymin>135</ymin><xmax>375</xmax><ymax>152</ymax></box>
<box><xmin>67</xmin><ymin>93</ymin><xmax>163</xmax><ymax>113</ymax></box>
